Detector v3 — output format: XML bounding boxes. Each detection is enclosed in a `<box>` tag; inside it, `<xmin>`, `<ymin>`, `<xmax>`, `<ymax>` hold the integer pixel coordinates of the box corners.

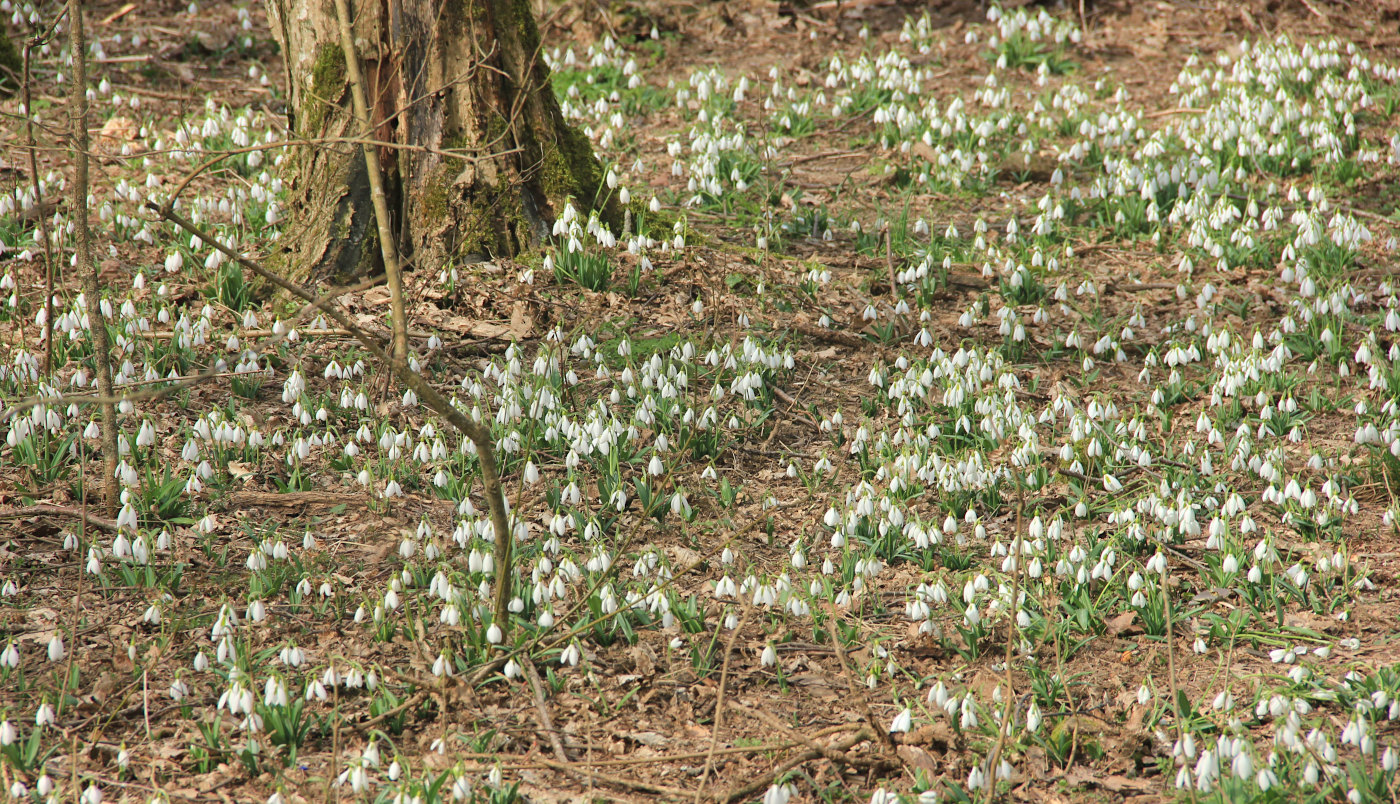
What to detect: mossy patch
<box><xmin>419</xmin><ymin>172</ymin><xmax>451</xmax><ymax>224</ymax></box>
<box><xmin>350</xmin><ymin>226</ymin><xmax>380</xmax><ymax>282</ymax></box>
<box><xmin>457</xmin><ymin>194</ymin><xmax>499</xmax><ymax>258</ymax></box>
<box><xmin>0</xmin><ymin>30</ymin><xmax>21</xmax><ymax>97</ymax></box>
<box><xmin>302</xmin><ymin>43</ymin><xmax>347</xmax><ymax>135</ymax></box>
<box><xmin>541</xmin><ymin>122</ymin><xmax>602</xmax><ymax>203</ymax></box>
<box><xmin>412</xmin><ymin>164</ymin><xmax>524</xmax><ymax>260</ymax></box>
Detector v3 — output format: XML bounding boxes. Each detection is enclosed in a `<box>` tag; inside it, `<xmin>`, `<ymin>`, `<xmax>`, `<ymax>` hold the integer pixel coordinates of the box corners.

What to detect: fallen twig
<box><xmin>146</xmin><ymin>203</ymin><xmax>515</xmax><ymax>632</ymax></box>
<box><xmin>769</xmin><ymin>385</ymin><xmax>821</xmax><ymax>430</ymax></box>
<box><xmin>695</xmin><ymin>606</ymin><xmax>749</xmax><ymax>803</ymax></box>
<box><xmin>525</xmin><ymin>659</ymin><xmax>570</xmax><ymax>763</ymax></box>
<box><xmin>536</xmin><ymin>758</ymin><xmax>692</xmax><ymax>798</ymax></box>
<box><xmin>1144</xmin><ymin>107</ymin><xmax>1205</xmax><ymax>118</ymax></box>
<box><xmin>718</xmin><ymin>728</ymin><xmax>875</xmax><ymax>804</ymax></box>
<box><xmin>825</xmin><ymin>600</ymin><xmax>897</xmax><ymax>754</ymax></box>
<box><xmin>0</xmin><ymin>504</ymin><xmax>119</xmax><ymax>532</ymax></box>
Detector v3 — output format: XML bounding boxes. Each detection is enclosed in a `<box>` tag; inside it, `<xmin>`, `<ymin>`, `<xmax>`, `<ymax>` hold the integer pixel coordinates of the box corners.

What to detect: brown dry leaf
<box><xmin>1104</xmin><ymin>610</ymin><xmax>1142</xmax><ymax>637</ymax></box>
<box><xmin>1100</xmin><ymin>775</ymin><xmax>1153</xmax><ymax>794</ymax></box>
<box><xmin>901</xmin><ymin>722</ymin><xmax>955</xmax><ymax>751</ymax></box>
<box><xmin>786</xmin><ymin>672</ymin><xmax>842</xmax><ymax>700</ymax></box>
<box><xmin>193</xmin><ymin>26</ymin><xmax>233</xmax><ymax>52</ymax></box>
<box><xmin>467</xmin><ymin>321</ymin><xmax>514</xmax><ymax>340</ymax></box>
<box><xmin>509</xmin><ymin>301</ymin><xmax>534</xmax><ymax>338</ymax></box>
<box><xmin>1284</xmin><ymin>610</ymin><xmax>1343</xmax><ymax>634</ymax></box>
<box><xmin>227</xmin><ymin>461</ymin><xmax>255</xmax><ymax>483</ymax></box>
<box><xmin>1063</xmin><ymin>767</ymin><xmax>1152</xmax><ymax>794</ymax></box>
<box><xmin>626</xmin><ymin>731</ymin><xmax>667</xmax><ymax>747</ymax></box>
<box><xmin>630</xmin><ymin>643</ymin><xmax>657</xmax><ymax>677</ymax></box>
<box><xmin>514</xmin><ymin>778</ymin><xmax>581</xmax><ymax>804</ymax></box>
<box><xmin>897</xmin><ymin>745</ymin><xmax>940</xmax><ymax>773</ymax></box>
<box><xmin>442</xmin><ymin>316</ymin><xmax>475</xmax><ymax>334</ymax></box>
<box><xmin>99</xmin><ymin>116</ymin><xmax>139</xmax><ymax>142</ymax></box>
<box><xmin>683</xmin><ymin>722</ymin><xmax>711</xmax><ymax>740</ymax></box>
<box><xmin>91</xmin><ymin>672</ymin><xmax>117</xmax><ymax>704</ymax></box>
<box><xmin>665</xmin><ymin>544</ymin><xmax>703</xmax><ymax>571</ymax></box>
<box><xmin>1125</xmin><ymin>704</ymin><xmax>1146</xmax><ymax>731</ymax></box>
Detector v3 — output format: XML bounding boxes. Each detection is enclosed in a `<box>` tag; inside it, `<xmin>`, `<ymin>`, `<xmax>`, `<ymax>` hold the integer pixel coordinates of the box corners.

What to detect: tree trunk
<box><xmin>265</xmin><ymin>0</ymin><xmax>618</xmax><ymax>287</ymax></box>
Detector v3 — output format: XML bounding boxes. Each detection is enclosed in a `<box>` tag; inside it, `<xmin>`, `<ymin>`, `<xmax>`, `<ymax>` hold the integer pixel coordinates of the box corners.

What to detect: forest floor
<box><xmin>4</xmin><ymin>0</ymin><xmax>1400</xmax><ymax>803</ymax></box>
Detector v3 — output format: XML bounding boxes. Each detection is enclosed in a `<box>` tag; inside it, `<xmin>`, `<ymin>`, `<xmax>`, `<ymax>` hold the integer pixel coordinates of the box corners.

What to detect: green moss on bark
<box><xmin>351</xmin><ymin>227</ymin><xmax>380</xmax><ymax>282</ymax></box>
<box><xmin>414</xmin><ymin>165</ymin><xmax>518</xmax><ymax>259</ymax></box>
<box><xmin>303</xmin><ymin>44</ymin><xmax>347</xmax><ymax>135</ymax></box>
<box><xmin>541</xmin><ymin>122</ymin><xmax>605</xmax><ymax>205</ymax></box>
<box><xmin>498</xmin><ymin>0</ymin><xmax>543</xmax><ymax>62</ymax></box>
<box><xmin>458</xmin><ymin>195</ymin><xmax>500</xmax><ymax>257</ymax></box>
<box><xmin>419</xmin><ymin>174</ymin><xmax>451</xmax><ymax>224</ymax></box>
<box><xmin>0</xmin><ymin>30</ymin><xmax>21</xmax><ymax>96</ymax></box>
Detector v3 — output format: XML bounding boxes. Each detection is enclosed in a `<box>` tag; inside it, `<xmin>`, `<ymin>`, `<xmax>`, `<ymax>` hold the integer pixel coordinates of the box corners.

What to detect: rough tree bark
<box><xmin>264</xmin><ymin>0</ymin><xmax>618</xmax><ymax>287</ymax></box>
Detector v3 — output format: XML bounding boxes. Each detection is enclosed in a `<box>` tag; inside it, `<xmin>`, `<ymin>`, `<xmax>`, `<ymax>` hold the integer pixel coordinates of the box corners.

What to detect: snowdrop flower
<box><xmin>0</xmin><ymin>641</ymin><xmax>18</xmax><ymax>669</ymax></box>
<box><xmin>760</xmin><ymin>644</ymin><xmax>777</xmax><ymax>667</ymax></box>
<box><xmin>890</xmin><ymin>708</ymin><xmax>913</xmax><ymax>733</ymax></box>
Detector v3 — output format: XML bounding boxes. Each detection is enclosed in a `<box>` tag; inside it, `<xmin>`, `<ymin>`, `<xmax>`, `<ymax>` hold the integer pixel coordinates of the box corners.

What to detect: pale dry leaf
<box><xmin>1105</xmin><ymin>610</ymin><xmax>1142</xmax><ymax>637</ymax></box>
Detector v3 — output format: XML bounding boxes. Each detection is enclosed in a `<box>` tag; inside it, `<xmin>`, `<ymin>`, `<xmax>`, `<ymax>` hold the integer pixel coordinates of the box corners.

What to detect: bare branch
<box><xmin>68</xmin><ymin>0</ymin><xmax>120</xmax><ymax>516</ymax></box>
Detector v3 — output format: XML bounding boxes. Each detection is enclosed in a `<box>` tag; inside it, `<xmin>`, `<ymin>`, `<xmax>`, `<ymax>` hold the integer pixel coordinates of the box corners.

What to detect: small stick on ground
<box><xmin>62</xmin><ymin>456</ymin><xmax>88</xmax><ymax>720</ymax></box>
<box><xmin>825</xmin><ymin>600</ymin><xmax>897</xmax><ymax>754</ymax></box>
<box><xmin>718</xmin><ymin>728</ymin><xmax>875</xmax><ymax>804</ymax></box>
<box><xmin>1162</xmin><ymin>547</ymin><xmax>1188</xmax><ymax>784</ymax></box>
<box><xmin>769</xmin><ymin>385</ymin><xmax>821</xmax><ymax>430</ymax></box>
<box><xmin>982</xmin><ymin>480</ymin><xmax>1028</xmax><ymax>803</ymax></box>
<box><xmin>0</xmin><ymin>505</ymin><xmax>120</xmax><ymax>532</ymax></box>
<box><xmin>695</xmin><ymin>606</ymin><xmax>749</xmax><ymax>803</ymax></box>
<box><xmin>1144</xmin><ymin>107</ymin><xmax>1205</xmax><ymax>118</ymax></box>
<box><xmin>535</xmin><ymin>758</ymin><xmax>692</xmax><ymax>798</ymax></box>
<box><xmin>885</xmin><ymin>225</ymin><xmax>898</xmax><ymax>302</ymax></box>
<box><xmin>357</xmin><ymin>690</ymin><xmax>428</xmax><ymax>731</ymax></box>
<box><xmin>740</xmin><ymin>705</ymin><xmax>870</xmax><ymax>766</ymax></box>
<box><xmin>524</xmin><ymin>659</ymin><xmax>569</xmax><ymax>763</ymax></box>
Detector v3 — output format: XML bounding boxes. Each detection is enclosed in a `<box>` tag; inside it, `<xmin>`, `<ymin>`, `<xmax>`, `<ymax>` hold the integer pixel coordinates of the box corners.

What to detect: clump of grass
<box><xmin>549</xmin><ymin>248</ymin><xmax>611</xmax><ymax>292</ymax></box>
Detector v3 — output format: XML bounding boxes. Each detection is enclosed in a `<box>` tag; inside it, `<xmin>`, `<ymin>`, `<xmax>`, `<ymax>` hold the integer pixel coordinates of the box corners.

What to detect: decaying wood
<box><xmin>263</xmin><ymin>0</ymin><xmax>620</xmax><ymax>289</ymax></box>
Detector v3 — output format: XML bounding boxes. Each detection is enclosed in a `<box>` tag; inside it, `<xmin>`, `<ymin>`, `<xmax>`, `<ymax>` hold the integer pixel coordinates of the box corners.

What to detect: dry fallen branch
<box><xmin>524</xmin><ymin>658</ymin><xmax>570</xmax><ymax>763</ymax></box>
<box><xmin>718</xmin><ymin>728</ymin><xmax>877</xmax><ymax>804</ymax></box>
<box><xmin>146</xmin><ymin>202</ymin><xmax>517</xmax><ymax>632</ymax></box>
<box><xmin>22</xmin><ymin>34</ymin><xmax>59</xmax><ymax>379</ymax></box>
<box><xmin>0</xmin><ymin>504</ymin><xmax>119</xmax><ymax>532</ymax></box>
<box><xmin>982</xmin><ymin>482</ymin><xmax>1028</xmax><ymax>804</ymax></box>
<box><xmin>535</xmin><ymin>757</ymin><xmax>693</xmax><ymax>798</ymax></box>
<box><xmin>695</xmin><ymin>606</ymin><xmax>749</xmax><ymax>802</ymax></box>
